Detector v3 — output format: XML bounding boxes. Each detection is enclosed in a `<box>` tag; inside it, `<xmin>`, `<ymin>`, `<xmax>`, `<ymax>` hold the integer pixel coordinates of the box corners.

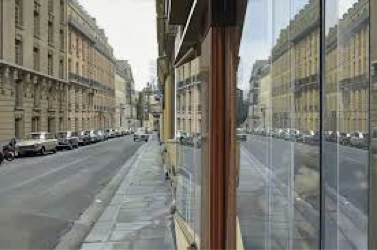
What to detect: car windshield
<box><xmin>25</xmin><ymin>134</ymin><xmax>43</xmax><ymax>140</ymax></box>
<box><xmin>56</xmin><ymin>132</ymin><xmax>68</xmax><ymax>138</ymax></box>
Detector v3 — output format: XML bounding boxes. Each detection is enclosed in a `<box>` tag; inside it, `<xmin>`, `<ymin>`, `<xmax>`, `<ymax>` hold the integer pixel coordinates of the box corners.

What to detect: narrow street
<box><xmin>0</xmin><ymin>136</ymin><xmax>143</xmax><ymax>250</ymax></box>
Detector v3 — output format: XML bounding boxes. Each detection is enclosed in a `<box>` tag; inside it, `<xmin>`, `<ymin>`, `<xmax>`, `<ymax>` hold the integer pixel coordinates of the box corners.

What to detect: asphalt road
<box><xmin>0</xmin><ymin>136</ymin><xmax>143</xmax><ymax>250</ymax></box>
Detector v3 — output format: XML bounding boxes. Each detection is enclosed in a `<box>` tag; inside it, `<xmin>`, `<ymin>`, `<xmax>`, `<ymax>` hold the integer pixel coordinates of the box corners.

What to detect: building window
<box><xmin>34</xmin><ymin>84</ymin><xmax>40</xmax><ymax>108</ymax></box>
<box><xmin>15</xmin><ymin>39</ymin><xmax>22</xmax><ymax>65</ymax></box>
<box><xmin>68</xmin><ymin>87</ymin><xmax>71</xmax><ymax>109</ymax></box>
<box><xmin>59</xmin><ymin>59</ymin><xmax>64</xmax><ymax>79</ymax></box>
<box><xmin>60</xmin><ymin>29</ymin><xmax>64</xmax><ymax>50</ymax></box>
<box><xmin>15</xmin><ymin>0</ymin><xmax>23</xmax><ymax>27</ymax></box>
<box><xmin>76</xmin><ymin>62</ymin><xmax>79</xmax><ymax>74</ymax></box>
<box><xmin>76</xmin><ymin>37</ymin><xmax>79</xmax><ymax>56</ymax></box>
<box><xmin>60</xmin><ymin>0</ymin><xmax>64</xmax><ymax>23</ymax></box>
<box><xmin>48</xmin><ymin>0</ymin><xmax>53</xmax><ymax>13</ymax></box>
<box><xmin>68</xmin><ymin>31</ymin><xmax>72</xmax><ymax>54</ymax></box>
<box><xmin>15</xmin><ymin>79</ymin><xmax>23</xmax><ymax>107</ymax></box>
<box><xmin>48</xmin><ymin>54</ymin><xmax>53</xmax><ymax>76</ymax></box>
<box><xmin>33</xmin><ymin>1</ymin><xmax>40</xmax><ymax>37</ymax></box>
<box><xmin>68</xmin><ymin>59</ymin><xmax>72</xmax><ymax>73</ymax></box>
<box><xmin>31</xmin><ymin>117</ymin><xmax>39</xmax><ymax>133</ymax></box>
<box><xmin>33</xmin><ymin>47</ymin><xmax>39</xmax><ymax>71</ymax></box>
<box><xmin>48</xmin><ymin>19</ymin><xmax>54</xmax><ymax>45</ymax></box>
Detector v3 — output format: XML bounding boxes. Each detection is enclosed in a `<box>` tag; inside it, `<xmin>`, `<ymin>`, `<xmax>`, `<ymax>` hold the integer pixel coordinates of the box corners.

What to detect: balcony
<box><xmin>68</xmin><ymin>16</ymin><xmax>96</xmax><ymax>43</ymax></box>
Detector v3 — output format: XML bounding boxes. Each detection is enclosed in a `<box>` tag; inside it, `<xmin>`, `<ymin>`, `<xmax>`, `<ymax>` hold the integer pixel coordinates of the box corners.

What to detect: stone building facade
<box><xmin>0</xmin><ymin>0</ymin><xmax>67</xmax><ymax>139</ymax></box>
<box><xmin>114</xmin><ymin>60</ymin><xmax>140</xmax><ymax>130</ymax></box>
<box><xmin>67</xmin><ymin>0</ymin><xmax>116</xmax><ymax>131</ymax></box>
<box><xmin>176</xmin><ymin>57</ymin><xmax>201</xmax><ymax>133</ymax></box>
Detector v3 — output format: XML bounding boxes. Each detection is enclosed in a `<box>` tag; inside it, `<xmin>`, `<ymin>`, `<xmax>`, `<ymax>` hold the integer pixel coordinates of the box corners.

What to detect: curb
<box><xmin>54</xmin><ymin>142</ymin><xmax>148</xmax><ymax>250</ymax></box>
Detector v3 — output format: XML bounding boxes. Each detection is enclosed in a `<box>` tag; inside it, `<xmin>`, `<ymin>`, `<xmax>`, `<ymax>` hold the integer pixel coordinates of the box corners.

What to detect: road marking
<box><xmin>0</xmin><ymin>156</ymin><xmax>93</xmax><ymax>194</ymax></box>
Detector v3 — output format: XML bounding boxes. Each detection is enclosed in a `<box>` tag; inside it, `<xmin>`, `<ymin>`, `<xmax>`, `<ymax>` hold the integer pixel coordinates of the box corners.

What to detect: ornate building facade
<box><xmin>67</xmin><ymin>0</ymin><xmax>116</xmax><ymax>131</ymax></box>
<box><xmin>0</xmin><ymin>0</ymin><xmax>67</xmax><ymax>139</ymax></box>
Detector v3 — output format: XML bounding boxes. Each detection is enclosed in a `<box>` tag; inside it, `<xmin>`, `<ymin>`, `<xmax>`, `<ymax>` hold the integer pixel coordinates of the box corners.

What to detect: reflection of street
<box><xmin>175</xmin><ymin>143</ymin><xmax>201</xmax><ymax>237</ymax></box>
<box><xmin>240</xmin><ymin>135</ymin><xmax>368</xmax><ymax>249</ymax></box>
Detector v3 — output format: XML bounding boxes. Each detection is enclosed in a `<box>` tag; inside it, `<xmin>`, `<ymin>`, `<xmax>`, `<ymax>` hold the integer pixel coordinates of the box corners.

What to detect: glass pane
<box><xmin>175</xmin><ymin>56</ymin><xmax>202</xmax><ymax>245</ymax></box>
<box><xmin>237</xmin><ymin>0</ymin><xmax>320</xmax><ymax>249</ymax></box>
<box><xmin>323</xmin><ymin>0</ymin><xmax>370</xmax><ymax>249</ymax></box>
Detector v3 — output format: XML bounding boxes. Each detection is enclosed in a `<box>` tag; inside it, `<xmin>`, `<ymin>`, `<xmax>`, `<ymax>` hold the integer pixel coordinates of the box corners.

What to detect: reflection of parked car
<box><xmin>339</xmin><ymin>132</ymin><xmax>352</xmax><ymax>145</ymax></box>
<box><xmin>17</xmin><ymin>132</ymin><xmax>57</xmax><ymax>156</ymax></box>
<box><xmin>301</xmin><ymin>130</ymin><xmax>315</xmax><ymax>143</ymax></box>
<box><xmin>371</xmin><ymin>131</ymin><xmax>377</xmax><ymax>153</ymax></box>
<box><xmin>56</xmin><ymin>131</ymin><xmax>79</xmax><ymax>150</ymax></box>
<box><xmin>350</xmin><ymin>131</ymin><xmax>367</xmax><ymax>148</ymax></box>
<box><xmin>328</xmin><ymin>131</ymin><xmax>341</xmax><ymax>142</ymax></box>
<box><xmin>237</xmin><ymin>128</ymin><xmax>247</xmax><ymax>142</ymax></box>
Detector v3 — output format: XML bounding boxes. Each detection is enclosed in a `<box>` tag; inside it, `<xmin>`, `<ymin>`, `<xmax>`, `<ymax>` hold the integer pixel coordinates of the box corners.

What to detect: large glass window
<box><xmin>237</xmin><ymin>0</ymin><xmax>371</xmax><ymax>249</ymax></box>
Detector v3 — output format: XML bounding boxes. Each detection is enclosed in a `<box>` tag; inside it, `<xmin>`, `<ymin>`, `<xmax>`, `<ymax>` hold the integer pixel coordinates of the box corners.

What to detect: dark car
<box><xmin>339</xmin><ymin>132</ymin><xmax>352</xmax><ymax>145</ymax></box>
<box><xmin>77</xmin><ymin>131</ymin><xmax>91</xmax><ymax>146</ymax></box>
<box><xmin>328</xmin><ymin>131</ymin><xmax>341</xmax><ymax>142</ymax></box>
<box><xmin>56</xmin><ymin>131</ymin><xmax>79</xmax><ymax>150</ymax></box>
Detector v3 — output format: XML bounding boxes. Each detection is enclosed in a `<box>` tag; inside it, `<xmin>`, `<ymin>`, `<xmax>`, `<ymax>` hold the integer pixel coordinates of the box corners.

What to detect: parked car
<box><xmin>56</xmin><ymin>131</ymin><xmax>79</xmax><ymax>150</ymax></box>
<box><xmin>134</xmin><ymin>128</ymin><xmax>149</xmax><ymax>142</ymax></box>
<box><xmin>324</xmin><ymin>131</ymin><xmax>333</xmax><ymax>142</ymax></box>
<box><xmin>328</xmin><ymin>131</ymin><xmax>341</xmax><ymax>142</ymax></box>
<box><xmin>274</xmin><ymin>129</ymin><xmax>285</xmax><ymax>139</ymax></box>
<box><xmin>85</xmin><ymin>130</ymin><xmax>99</xmax><ymax>143</ymax></box>
<box><xmin>16</xmin><ymin>132</ymin><xmax>57</xmax><ymax>156</ymax></box>
<box><xmin>105</xmin><ymin>129</ymin><xmax>116</xmax><ymax>139</ymax></box>
<box><xmin>95</xmin><ymin>130</ymin><xmax>106</xmax><ymax>142</ymax></box>
<box><xmin>371</xmin><ymin>131</ymin><xmax>377</xmax><ymax>153</ymax></box>
<box><xmin>339</xmin><ymin>132</ymin><xmax>352</xmax><ymax>145</ymax></box>
<box><xmin>301</xmin><ymin>130</ymin><xmax>316</xmax><ymax>143</ymax></box>
<box><xmin>114</xmin><ymin>129</ymin><xmax>123</xmax><ymax>137</ymax></box>
<box><xmin>77</xmin><ymin>131</ymin><xmax>92</xmax><ymax>146</ymax></box>
<box><xmin>0</xmin><ymin>143</ymin><xmax>4</xmax><ymax>165</ymax></box>
<box><xmin>350</xmin><ymin>131</ymin><xmax>368</xmax><ymax>148</ymax></box>
<box><xmin>176</xmin><ymin>131</ymin><xmax>190</xmax><ymax>143</ymax></box>
<box><xmin>236</xmin><ymin>128</ymin><xmax>247</xmax><ymax>142</ymax></box>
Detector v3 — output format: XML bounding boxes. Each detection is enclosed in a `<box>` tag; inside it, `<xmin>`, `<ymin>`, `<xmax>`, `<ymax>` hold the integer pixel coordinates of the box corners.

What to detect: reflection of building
<box><xmin>270</xmin><ymin>0</ymin><xmax>369</xmax><ymax>132</ymax></box>
<box><xmin>336</xmin><ymin>0</ymin><xmax>369</xmax><ymax>132</ymax></box>
<box><xmin>176</xmin><ymin>57</ymin><xmax>202</xmax><ymax>133</ymax></box>
<box><xmin>247</xmin><ymin>60</ymin><xmax>268</xmax><ymax>130</ymax></box>
<box><xmin>67</xmin><ymin>0</ymin><xmax>116</xmax><ymax>131</ymax></box>
<box><xmin>271</xmin><ymin>0</ymin><xmax>319</xmax><ymax>130</ymax></box>
<box><xmin>0</xmin><ymin>0</ymin><xmax>67</xmax><ymax>139</ymax></box>
<box><xmin>258</xmin><ymin>64</ymin><xmax>272</xmax><ymax>129</ymax></box>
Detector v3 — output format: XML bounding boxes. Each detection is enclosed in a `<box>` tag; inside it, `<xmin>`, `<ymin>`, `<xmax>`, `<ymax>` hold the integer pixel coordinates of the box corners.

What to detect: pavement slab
<box><xmin>80</xmin><ymin>136</ymin><xmax>175</xmax><ymax>250</ymax></box>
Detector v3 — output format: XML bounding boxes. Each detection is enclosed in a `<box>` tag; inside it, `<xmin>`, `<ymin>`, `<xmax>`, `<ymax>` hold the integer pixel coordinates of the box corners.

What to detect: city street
<box><xmin>0</xmin><ymin>136</ymin><xmax>143</xmax><ymax>249</ymax></box>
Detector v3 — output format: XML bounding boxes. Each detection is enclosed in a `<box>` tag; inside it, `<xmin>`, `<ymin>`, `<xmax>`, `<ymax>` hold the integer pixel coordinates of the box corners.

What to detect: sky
<box><xmin>79</xmin><ymin>0</ymin><xmax>157</xmax><ymax>91</ymax></box>
<box><xmin>238</xmin><ymin>0</ymin><xmax>359</xmax><ymax>92</ymax></box>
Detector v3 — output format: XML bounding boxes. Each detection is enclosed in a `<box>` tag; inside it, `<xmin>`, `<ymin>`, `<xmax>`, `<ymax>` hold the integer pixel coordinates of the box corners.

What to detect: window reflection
<box><xmin>237</xmin><ymin>0</ymin><xmax>371</xmax><ymax>249</ymax></box>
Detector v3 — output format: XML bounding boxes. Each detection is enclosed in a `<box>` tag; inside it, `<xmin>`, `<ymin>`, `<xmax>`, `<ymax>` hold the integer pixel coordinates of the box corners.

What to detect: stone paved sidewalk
<box><xmin>80</xmin><ymin>136</ymin><xmax>175</xmax><ymax>250</ymax></box>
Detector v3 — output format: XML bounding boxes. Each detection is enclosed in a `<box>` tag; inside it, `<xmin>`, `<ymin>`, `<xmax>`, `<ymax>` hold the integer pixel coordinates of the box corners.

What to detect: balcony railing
<box><xmin>68</xmin><ymin>16</ymin><xmax>96</xmax><ymax>43</ymax></box>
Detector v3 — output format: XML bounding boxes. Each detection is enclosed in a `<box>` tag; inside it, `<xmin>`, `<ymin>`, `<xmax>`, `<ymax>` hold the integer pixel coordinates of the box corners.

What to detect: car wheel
<box><xmin>52</xmin><ymin>148</ymin><xmax>57</xmax><ymax>154</ymax></box>
<box><xmin>40</xmin><ymin>147</ymin><xmax>46</xmax><ymax>156</ymax></box>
